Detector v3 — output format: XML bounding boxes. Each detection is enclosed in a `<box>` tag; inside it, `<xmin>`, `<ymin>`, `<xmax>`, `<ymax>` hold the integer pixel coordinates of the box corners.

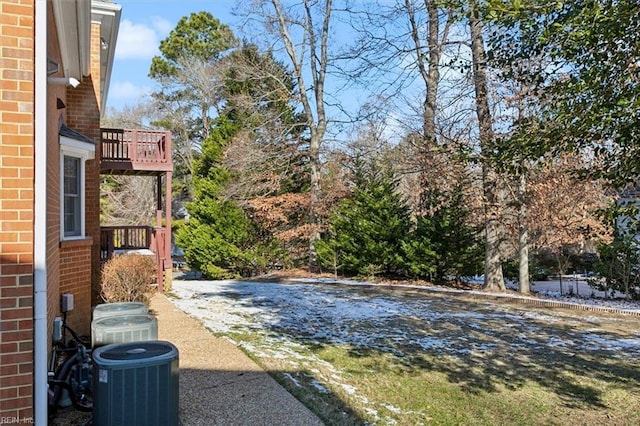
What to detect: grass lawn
<box><xmin>174</xmin><ymin>279</ymin><xmax>640</xmax><ymax>425</ymax></box>
<box><xmin>265</xmin><ymin>343</ymin><xmax>640</xmax><ymax>425</ymax></box>
<box><xmin>250</xmin><ymin>307</ymin><xmax>640</xmax><ymax>425</ymax></box>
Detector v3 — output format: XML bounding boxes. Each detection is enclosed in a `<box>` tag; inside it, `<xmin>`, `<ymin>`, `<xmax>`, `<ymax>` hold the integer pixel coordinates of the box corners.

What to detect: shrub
<box><xmin>100</xmin><ymin>254</ymin><xmax>156</xmax><ymax>304</ymax></box>
<box><xmin>176</xmin><ymin>200</ymin><xmax>254</xmax><ymax>279</ymax></box>
<box><xmin>236</xmin><ymin>241</ymin><xmax>290</xmax><ymax>277</ymax></box>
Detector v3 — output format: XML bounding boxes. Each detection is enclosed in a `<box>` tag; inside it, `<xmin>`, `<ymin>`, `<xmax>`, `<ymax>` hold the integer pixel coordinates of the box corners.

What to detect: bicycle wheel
<box><xmin>69</xmin><ymin>355</ymin><xmax>93</xmax><ymax>412</ymax></box>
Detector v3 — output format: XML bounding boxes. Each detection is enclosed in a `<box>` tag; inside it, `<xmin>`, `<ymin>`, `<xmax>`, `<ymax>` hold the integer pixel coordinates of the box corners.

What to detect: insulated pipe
<box><xmin>47</xmin><ymin>77</ymin><xmax>80</xmax><ymax>88</ymax></box>
<box><xmin>34</xmin><ymin>0</ymin><xmax>48</xmax><ymax>424</ymax></box>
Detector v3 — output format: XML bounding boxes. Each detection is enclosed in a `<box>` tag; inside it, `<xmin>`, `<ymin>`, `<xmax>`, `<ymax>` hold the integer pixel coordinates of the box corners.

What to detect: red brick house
<box><xmin>0</xmin><ymin>1</ymin><xmax>172</xmax><ymax>422</ymax></box>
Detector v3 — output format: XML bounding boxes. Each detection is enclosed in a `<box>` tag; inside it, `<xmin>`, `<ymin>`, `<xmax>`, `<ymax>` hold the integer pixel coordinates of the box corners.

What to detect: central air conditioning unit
<box><xmin>93</xmin><ymin>341</ymin><xmax>179</xmax><ymax>426</ymax></box>
<box><xmin>93</xmin><ymin>302</ymin><xmax>148</xmax><ymax>320</ymax></box>
<box><xmin>91</xmin><ymin>314</ymin><xmax>158</xmax><ymax>348</ymax></box>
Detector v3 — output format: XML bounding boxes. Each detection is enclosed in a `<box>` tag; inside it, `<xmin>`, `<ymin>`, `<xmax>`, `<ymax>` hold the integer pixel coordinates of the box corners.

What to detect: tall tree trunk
<box><xmin>557</xmin><ymin>256</ymin><xmax>564</xmax><ymax>295</ymax></box>
<box><xmin>518</xmin><ymin>172</ymin><xmax>530</xmax><ymax>293</ymax></box>
<box><xmin>414</xmin><ymin>0</ymin><xmax>443</xmax><ymax>142</ymax></box>
<box><xmin>468</xmin><ymin>0</ymin><xmax>505</xmax><ymax>291</ymax></box>
<box><xmin>425</xmin><ymin>0</ymin><xmax>438</xmax><ymax>140</ymax></box>
<box><xmin>270</xmin><ymin>0</ymin><xmax>332</xmax><ymax>269</ymax></box>
<box><xmin>308</xmin><ymin>136</ymin><xmax>322</xmax><ymax>269</ymax></box>
<box><xmin>405</xmin><ymin>0</ymin><xmax>452</xmax><ymax>215</ymax></box>
<box><xmin>515</xmin><ymin>87</ymin><xmax>531</xmax><ymax>294</ymax></box>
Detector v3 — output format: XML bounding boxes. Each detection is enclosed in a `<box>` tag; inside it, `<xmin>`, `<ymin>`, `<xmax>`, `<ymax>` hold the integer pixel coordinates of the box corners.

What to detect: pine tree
<box><xmin>175</xmin><ymin>42</ymin><xmax>306</xmax><ymax>278</ymax></box>
<box><xmin>425</xmin><ymin>186</ymin><xmax>484</xmax><ymax>283</ymax></box>
<box><xmin>176</xmin><ymin>117</ymin><xmax>253</xmax><ymax>279</ymax></box>
<box><xmin>316</xmin><ymin>161</ymin><xmax>412</xmax><ymax>277</ymax></box>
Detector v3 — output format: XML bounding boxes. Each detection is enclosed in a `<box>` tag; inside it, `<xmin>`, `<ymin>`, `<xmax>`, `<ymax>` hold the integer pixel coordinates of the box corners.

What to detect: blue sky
<box><xmin>108</xmin><ymin>0</ymin><xmax>238</xmax><ymax>110</ymax></box>
<box><xmin>106</xmin><ymin>0</ymin><xmax>417</xmax><ymax>141</ymax></box>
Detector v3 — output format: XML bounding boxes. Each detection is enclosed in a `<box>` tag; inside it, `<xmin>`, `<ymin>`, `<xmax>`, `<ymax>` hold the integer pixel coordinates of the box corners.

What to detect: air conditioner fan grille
<box><xmin>100</xmin><ymin>342</ymin><xmax>175</xmax><ymax>360</ymax></box>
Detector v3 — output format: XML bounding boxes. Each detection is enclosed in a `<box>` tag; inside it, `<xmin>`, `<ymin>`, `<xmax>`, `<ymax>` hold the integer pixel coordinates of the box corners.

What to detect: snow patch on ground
<box><xmin>310</xmin><ymin>379</ymin><xmax>330</xmax><ymax>393</ymax></box>
<box><xmin>282</xmin><ymin>372</ymin><xmax>302</xmax><ymax>388</ymax></box>
<box><xmin>169</xmin><ymin>275</ymin><xmax>640</xmax><ymax>420</ymax></box>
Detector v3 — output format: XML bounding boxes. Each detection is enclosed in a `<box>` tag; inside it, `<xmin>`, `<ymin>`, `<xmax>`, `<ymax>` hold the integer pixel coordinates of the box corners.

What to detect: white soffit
<box><xmin>92</xmin><ymin>1</ymin><xmax>122</xmax><ymax>113</ymax></box>
<box><xmin>51</xmin><ymin>0</ymin><xmax>91</xmax><ymax>80</ymax></box>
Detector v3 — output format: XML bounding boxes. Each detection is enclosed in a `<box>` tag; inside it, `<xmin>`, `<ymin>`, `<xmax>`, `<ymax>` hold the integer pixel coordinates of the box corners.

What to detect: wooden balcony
<box><xmin>99</xmin><ymin>127</ymin><xmax>174</xmax><ymax>291</ymax></box>
<box><xmin>100</xmin><ymin>128</ymin><xmax>172</xmax><ymax>175</ymax></box>
<box><xmin>100</xmin><ymin>225</ymin><xmax>171</xmax><ymax>291</ymax></box>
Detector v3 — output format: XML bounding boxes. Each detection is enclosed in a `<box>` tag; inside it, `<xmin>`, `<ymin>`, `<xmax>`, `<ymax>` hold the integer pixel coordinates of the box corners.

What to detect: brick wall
<box><xmin>59</xmin><ymin>240</ymin><xmax>92</xmax><ymax>336</ymax></box>
<box><xmin>1</xmin><ymin>4</ymin><xmax>108</xmax><ymax>418</ymax></box>
<box><xmin>66</xmin><ymin>21</ymin><xmax>102</xmax><ymax>308</ymax></box>
<box><xmin>0</xmin><ymin>0</ymin><xmax>35</xmax><ymax>419</ymax></box>
<box><xmin>88</xmin><ymin>22</ymin><xmax>103</xmax><ymax>306</ymax></box>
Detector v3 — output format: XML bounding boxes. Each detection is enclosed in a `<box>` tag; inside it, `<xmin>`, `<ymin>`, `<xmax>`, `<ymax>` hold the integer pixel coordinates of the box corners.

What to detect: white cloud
<box><xmin>108</xmin><ymin>81</ymin><xmax>151</xmax><ymax>102</ymax></box>
<box><xmin>115</xmin><ymin>19</ymin><xmax>165</xmax><ymax>60</ymax></box>
<box><xmin>150</xmin><ymin>16</ymin><xmax>174</xmax><ymax>39</ymax></box>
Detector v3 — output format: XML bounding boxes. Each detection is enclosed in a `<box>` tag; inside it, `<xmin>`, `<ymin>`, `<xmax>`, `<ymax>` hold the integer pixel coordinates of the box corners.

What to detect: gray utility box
<box><xmin>93</xmin><ymin>302</ymin><xmax>149</xmax><ymax>320</ymax></box>
<box><xmin>91</xmin><ymin>314</ymin><xmax>158</xmax><ymax>348</ymax></box>
<box><xmin>93</xmin><ymin>340</ymin><xmax>179</xmax><ymax>426</ymax></box>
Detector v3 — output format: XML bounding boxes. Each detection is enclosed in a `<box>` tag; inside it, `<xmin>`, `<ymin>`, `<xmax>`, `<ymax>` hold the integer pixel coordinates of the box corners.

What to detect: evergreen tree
<box><xmin>176</xmin><ymin>117</ymin><xmax>253</xmax><ymax>279</ymax></box>
<box><xmin>400</xmin><ymin>215</ymin><xmax>438</xmax><ymax>279</ymax></box>
<box><xmin>402</xmin><ymin>183</ymin><xmax>483</xmax><ymax>283</ymax></box>
<box><xmin>487</xmin><ymin>0</ymin><xmax>640</xmax><ymax>188</ymax></box>
<box><xmin>316</xmin><ymin>161</ymin><xmax>412</xmax><ymax>277</ymax></box>
<box><xmin>176</xmin><ymin>42</ymin><xmax>306</xmax><ymax>278</ymax></box>
<box><xmin>149</xmin><ymin>11</ymin><xmax>238</xmax><ymax>201</ymax></box>
<box><xmin>425</xmin><ymin>186</ymin><xmax>484</xmax><ymax>283</ymax></box>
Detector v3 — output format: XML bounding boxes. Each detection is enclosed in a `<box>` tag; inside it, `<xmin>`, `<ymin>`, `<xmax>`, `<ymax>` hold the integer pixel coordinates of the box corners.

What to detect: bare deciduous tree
<box><xmin>243</xmin><ymin>0</ymin><xmax>337</xmax><ymax>267</ymax></box>
<box><xmin>528</xmin><ymin>155</ymin><xmax>613</xmax><ymax>276</ymax></box>
<box><xmin>468</xmin><ymin>0</ymin><xmax>506</xmax><ymax>290</ymax></box>
<box><xmin>101</xmin><ymin>176</ymin><xmax>158</xmax><ymax>226</ymax></box>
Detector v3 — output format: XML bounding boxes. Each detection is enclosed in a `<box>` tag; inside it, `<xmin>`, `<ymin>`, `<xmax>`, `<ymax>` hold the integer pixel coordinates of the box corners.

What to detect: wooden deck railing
<box><xmin>100</xmin><ymin>225</ymin><xmax>170</xmax><ymax>291</ymax></box>
<box><xmin>101</xmin><ymin>128</ymin><xmax>172</xmax><ymax>172</ymax></box>
<box><xmin>100</xmin><ymin>226</ymin><xmax>151</xmax><ymax>258</ymax></box>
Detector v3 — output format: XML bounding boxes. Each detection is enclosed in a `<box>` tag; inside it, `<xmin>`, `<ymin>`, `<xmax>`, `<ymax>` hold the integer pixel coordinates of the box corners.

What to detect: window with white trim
<box><xmin>59</xmin><ymin>133</ymin><xmax>95</xmax><ymax>240</ymax></box>
<box><xmin>62</xmin><ymin>155</ymin><xmax>82</xmax><ymax>237</ymax></box>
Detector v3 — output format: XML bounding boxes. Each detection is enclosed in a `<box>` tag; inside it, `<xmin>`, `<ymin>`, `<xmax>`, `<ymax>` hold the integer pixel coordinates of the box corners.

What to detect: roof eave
<box><xmin>92</xmin><ymin>1</ymin><xmax>122</xmax><ymax>114</ymax></box>
<box><xmin>52</xmin><ymin>0</ymin><xmax>91</xmax><ymax>80</ymax></box>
